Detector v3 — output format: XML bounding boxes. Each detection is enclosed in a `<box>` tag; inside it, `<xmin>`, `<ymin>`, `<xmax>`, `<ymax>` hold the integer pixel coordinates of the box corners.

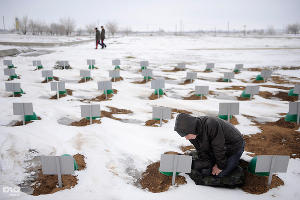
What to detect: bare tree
<box><xmin>86</xmin><ymin>24</ymin><xmax>96</xmax><ymax>35</ymax></box>
<box><xmin>106</xmin><ymin>22</ymin><xmax>118</xmax><ymax>37</ymax></box>
<box><xmin>122</xmin><ymin>26</ymin><xmax>132</xmax><ymax>36</ymax></box>
<box><xmin>60</xmin><ymin>17</ymin><xmax>75</xmax><ymax>36</ymax></box>
<box><xmin>287</xmin><ymin>23</ymin><xmax>300</xmax><ymax>35</ymax></box>
<box><xmin>19</xmin><ymin>16</ymin><xmax>29</xmax><ymax>35</ymax></box>
<box><xmin>29</xmin><ymin>19</ymin><xmax>38</xmax><ymax>35</ymax></box>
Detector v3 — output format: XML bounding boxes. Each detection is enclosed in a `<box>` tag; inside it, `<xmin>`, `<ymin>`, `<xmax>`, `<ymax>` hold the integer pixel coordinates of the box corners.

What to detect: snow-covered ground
<box><xmin>0</xmin><ymin>34</ymin><xmax>93</xmax><ymax>43</ymax></box>
<box><xmin>0</xmin><ymin>35</ymin><xmax>300</xmax><ymax>200</ymax></box>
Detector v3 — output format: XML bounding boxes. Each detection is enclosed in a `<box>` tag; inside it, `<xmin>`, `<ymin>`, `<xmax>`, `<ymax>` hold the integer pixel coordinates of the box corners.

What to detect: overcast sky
<box><xmin>1</xmin><ymin>0</ymin><xmax>300</xmax><ymax>31</ymax></box>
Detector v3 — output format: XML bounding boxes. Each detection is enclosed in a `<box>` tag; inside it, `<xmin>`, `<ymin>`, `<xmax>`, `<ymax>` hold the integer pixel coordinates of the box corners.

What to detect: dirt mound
<box><xmin>252</xmin><ymin>79</ymin><xmax>265</xmax><ymax>83</ymax></box>
<box><xmin>258</xmin><ymin>91</ymin><xmax>273</xmax><ymax>99</ymax></box>
<box><xmin>139</xmin><ymin>161</ymin><xmax>186</xmax><ymax>193</ymax></box>
<box><xmin>271</xmin><ymin>76</ymin><xmax>290</xmax><ymax>84</ymax></box>
<box><xmin>247</xmin><ymin>68</ymin><xmax>263</xmax><ymax>72</ymax></box>
<box><xmin>41</xmin><ymin>76</ymin><xmax>59</xmax><ymax>83</ymax></box>
<box><xmin>145</xmin><ymin>119</ymin><xmax>168</xmax><ymax>127</ymax></box>
<box><xmin>180</xmin><ymin>79</ymin><xmax>194</xmax><ymax>85</ymax></box>
<box><xmin>50</xmin><ymin>89</ymin><xmax>73</xmax><ymax>99</ymax></box>
<box><xmin>180</xmin><ymin>145</ymin><xmax>196</xmax><ymax>153</ymax></box>
<box><xmin>162</xmin><ymin>68</ymin><xmax>185</xmax><ymax>72</ymax></box>
<box><xmin>148</xmin><ymin>93</ymin><xmax>165</xmax><ymax>100</ymax></box>
<box><xmin>216</xmin><ymin>78</ymin><xmax>232</xmax><ymax>82</ymax></box>
<box><xmin>111</xmin><ymin>77</ymin><xmax>124</xmax><ymax>82</ymax></box>
<box><xmin>32</xmin><ymin>154</ymin><xmax>86</xmax><ymax>196</ymax></box>
<box><xmin>239</xmin><ymin>160</ymin><xmax>284</xmax><ymax>195</ymax></box>
<box><xmin>230</xmin><ymin>116</ymin><xmax>239</xmax><ymax>125</ymax></box>
<box><xmin>183</xmin><ymin>94</ymin><xmax>207</xmax><ymax>100</ymax></box>
<box><xmin>266</xmin><ymin>117</ymin><xmax>299</xmax><ymax>129</ymax></box>
<box><xmin>101</xmin><ymin>106</ymin><xmax>133</xmax><ymax>121</ymax></box>
<box><xmin>171</xmin><ymin>108</ymin><xmax>192</xmax><ymax>114</ymax></box>
<box><xmin>217</xmin><ymin>86</ymin><xmax>246</xmax><ymax>91</ymax></box>
<box><xmin>260</xmin><ymin>85</ymin><xmax>293</xmax><ymax>90</ymax></box>
<box><xmin>13</xmin><ymin>117</ymin><xmax>42</xmax><ymax>126</ymax></box>
<box><xmin>90</xmin><ymin>89</ymin><xmax>118</xmax><ymax>102</ymax></box>
<box><xmin>281</xmin><ymin>66</ymin><xmax>300</xmax><ymax>70</ymax></box>
<box><xmin>73</xmin><ymin>154</ymin><xmax>86</xmax><ymax>170</ymax></box>
<box><xmin>78</xmin><ymin>78</ymin><xmax>93</xmax><ymax>83</ymax></box>
<box><xmin>243</xmin><ymin>118</ymin><xmax>300</xmax><ymax>158</ymax></box>
<box><xmin>70</xmin><ymin>118</ymin><xmax>101</xmax><ymax>126</ymax></box>
<box><xmin>132</xmin><ymin>79</ymin><xmax>151</xmax><ymax>84</ymax></box>
<box><xmin>257</xmin><ymin>91</ymin><xmax>298</xmax><ymax>101</ymax></box>
<box><xmin>9</xmin><ymin>93</ymin><xmax>22</xmax><ymax>97</ymax></box>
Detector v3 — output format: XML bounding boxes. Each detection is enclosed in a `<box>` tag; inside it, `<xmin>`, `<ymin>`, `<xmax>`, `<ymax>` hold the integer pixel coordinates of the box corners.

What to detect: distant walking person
<box><xmin>95</xmin><ymin>27</ymin><xmax>101</xmax><ymax>49</ymax></box>
<box><xmin>100</xmin><ymin>26</ymin><xmax>107</xmax><ymax>49</ymax></box>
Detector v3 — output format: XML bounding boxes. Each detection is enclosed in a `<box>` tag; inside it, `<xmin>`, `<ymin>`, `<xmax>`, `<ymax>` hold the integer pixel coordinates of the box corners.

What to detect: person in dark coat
<box><xmin>174</xmin><ymin>113</ymin><xmax>244</xmax><ymax>177</ymax></box>
<box><xmin>95</xmin><ymin>27</ymin><xmax>101</xmax><ymax>49</ymax></box>
<box><xmin>100</xmin><ymin>26</ymin><xmax>107</xmax><ymax>49</ymax></box>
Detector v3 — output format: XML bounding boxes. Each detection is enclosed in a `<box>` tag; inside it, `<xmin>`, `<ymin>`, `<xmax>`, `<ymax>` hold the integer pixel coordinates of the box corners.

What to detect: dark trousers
<box><xmin>192</xmin><ymin>141</ymin><xmax>244</xmax><ymax>177</ymax></box>
<box><xmin>101</xmin><ymin>39</ymin><xmax>106</xmax><ymax>48</ymax></box>
<box><xmin>217</xmin><ymin>142</ymin><xmax>244</xmax><ymax>177</ymax></box>
<box><xmin>96</xmin><ymin>40</ymin><xmax>100</xmax><ymax>49</ymax></box>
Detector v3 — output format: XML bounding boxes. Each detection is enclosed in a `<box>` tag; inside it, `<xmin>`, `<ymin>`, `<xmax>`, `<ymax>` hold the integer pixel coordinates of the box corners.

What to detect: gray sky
<box><xmin>1</xmin><ymin>0</ymin><xmax>300</xmax><ymax>31</ymax></box>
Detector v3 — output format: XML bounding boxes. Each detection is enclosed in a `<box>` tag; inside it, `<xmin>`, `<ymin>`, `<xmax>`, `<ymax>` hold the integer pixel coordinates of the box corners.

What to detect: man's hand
<box><xmin>212</xmin><ymin>164</ymin><xmax>222</xmax><ymax>176</ymax></box>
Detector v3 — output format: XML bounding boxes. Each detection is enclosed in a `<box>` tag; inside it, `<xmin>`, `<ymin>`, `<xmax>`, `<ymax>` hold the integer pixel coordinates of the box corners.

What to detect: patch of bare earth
<box><xmin>78</xmin><ymin>78</ymin><xmax>93</xmax><ymax>83</ymax></box>
<box><xmin>32</xmin><ymin>154</ymin><xmax>86</xmax><ymax>196</ymax></box>
<box><xmin>41</xmin><ymin>76</ymin><xmax>59</xmax><ymax>83</ymax></box>
<box><xmin>111</xmin><ymin>77</ymin><xmax>124</xmax><ymax>82</ymax></box>
<box><xmin>50</xmin><ymin>89</ymin><xmax>73</xmax><ymax>99</ymax></box>
<box><xmin>183</xmin><ymin>94</ymin><xmax>207</xmax><ymax>100</ymax></box>
<box><xmin>162</xmin><ymin>68</ymin><xmax>185</xmax><ymax>72</ymax></box>
<box><xmin>70</xmin><ymin>118</ymin><xmax>101</xmax><ymax>126</ymax></box>
<box><xmin>13</xmin><ymin>117</ymin><xmax>42</xmax><ymax>126</ymax></box>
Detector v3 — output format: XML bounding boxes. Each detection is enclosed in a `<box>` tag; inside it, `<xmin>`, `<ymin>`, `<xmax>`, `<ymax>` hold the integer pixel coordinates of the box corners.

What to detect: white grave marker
<box><xmin>109</xmin><ymin>70</ymin><xmax>120</xmax><ymax>82</ymax></box>
<box><xmin>159</xmin><ymin>154</ymin><xmax>192</xmax><ymax>185</ymax></box>
<box><xmin>5</xmin><ymin>82</ymin><xmax>21</xmax><ymax>97</ymax></box>
<box><xmin>58</xmin><ymin>61</ymin><xmax>69</xmax><ymax>69</ymax></box>
<box><xmin>151</xmin><ymin>78</ymin><xmax>165</xmax><ymax>98</ymax></box>
<box><xmin>288</xmin><ymin>101</ymin><xmax>300</xmax><ymax>124</ymax></box>
<box><xmin>112</xmin><ymin>59</ymin><xmax>121</xmax><ymax>66</ymax></box>
<box><xmin>224</xmin><ymin>72</ymin><xmax>234</xmax><ymax>82</ymax></box>
<box><xmin>177</xmin><ymin>63</ymin><xmax>186</xmax><ymax>70</ymax></box>
<box><xmin>3</xmin><ymin>60</ymin><xmax>13</xmax><ymax>67</ymax></box>
<box><xmin>195</xmin><ymin>86</ymin><xmax>209</xmax><ymax>100</ymax></box>
<box><xmin>205</xmin><ymin>63</ymin><xmax>214</xmax><ymax>71</ymax></box>
<box><xmin>33</xmin><ymin>60</ymin><xmax>42</xmax><ymax>69</ymax></box>
<box><xmin>4</xmin><ymin>68</ymin><xmax>16</xmax><ymax>77</ymax></box>
<box><xmin>219</xmin><ymin>102</ymin><xmax>239</xmax><ymax>122</ymax></box>
<box><xmin>13</xmin><ymin>103</ymin><xmax>33</xmax><ymax>125</ymax></box>
<box><xmin>245</xmin><ymin>86</ymin><xmax>260</xmax><ymax>99</ymax></box>
<box><xmin>42</xmin><ymin>70</ymin><xmax>53</xmax><ymax>82</ymax></box>
<box><xmin>293</xmin><ymin>84</ymin><xmax>300</xmax><ymax>101</ymax></box>
<box><xmin>41</xmin><ymin>155</ymin><xmax>74</xmax><ymax>188</ymax></box>
<box><xmin>234</xmin><ymin>64</ymin><xmax>243</xmax><ymax>72</ymax></box>
<box><xmin>261</xmin><ymin>70</ymin><xmax>272</xmax><ymax>82</ymax></box>
<box><xmin>81</xmin><ymin>104</ymin><xmax>101</xmax><ymax>125</ymax></box>
<box><xmin>152</xmin><ymin>106</ymin><xmax>172</xmax><ymax>126</ymax></box>
<box><xmin>140</xmin><ymin>61</ymin><xmax>149</xmax><ymax>69</ymax></box>
<box><xmin>97</xmin><ymin>81</ymin><xmax>112</xmax><ymax>99</ymax></box>
<box><xmin>255</xmin><ymin>155</ymin><xmax>289</xmax><ymax>186</ymax></box>
<box><xmin>142</xmin><ymin>69</ymin><xmax>153</xmax><ymax>81</ymax></box>
<box><xmin>80</xmin><ymin>70</ymin><xmax>91</xmax><ymax>82</ymax></box>
<box><xmin>186</xmin><ymin>72</ymin><xmax>197</xmax><ymax>83</ymax></box>
<box><xmin>50</xmin><ymin>81</ymin><xmax>65</xmax><ymax>100</ymax></box>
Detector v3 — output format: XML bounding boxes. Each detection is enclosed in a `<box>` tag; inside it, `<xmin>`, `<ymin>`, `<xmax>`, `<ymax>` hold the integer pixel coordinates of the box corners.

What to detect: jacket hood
<box><xmin>174</xmin><ymin>113</ymin><xmax>198</xmax><ymax>137</ymax></box>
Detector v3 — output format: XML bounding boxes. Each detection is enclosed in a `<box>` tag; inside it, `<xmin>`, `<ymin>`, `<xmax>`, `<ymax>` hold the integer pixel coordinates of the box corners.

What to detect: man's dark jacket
<box><xmin>101</xmin><ymin>28</ymin><xmax>105</xmax><ymax>40</ymax></box>
<box><xmin>174</xmin><ymin>114</ymin><xmax>244</xmax><ymax>170</ymax></box>
<box><xmin>96</xmin><ymin>30</ymin><xmax>100</xmax><ymax>41</ymax></box>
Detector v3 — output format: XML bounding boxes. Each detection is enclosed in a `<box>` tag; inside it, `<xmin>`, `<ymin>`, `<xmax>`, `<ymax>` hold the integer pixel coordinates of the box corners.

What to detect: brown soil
<box><xmin>281</xmin><ymin>66</ymin><xmax>300</xmax><ymax>70</ymax></box>
<box><xmin>216</xmin><ymin>78</ymin><xmax>232</xmax><ymax>82</ymax></box>
<box><xmin>13</xmin><ymin>117</ymin><xmax>42</xmax><ymax>126</ymax></box>
<box><xmin>257</xmin><ymin>91</ymin><xmax>298</xmax><ymax>101</ymax></box>
<box><xmin>171</xmin><ymin>108</ymin><xmax>192</xmax><ymax>114</ymax></box>
<box><xmin>50</xmin><ymin>89</ymin><xmax>73</xmax><ymax>99</ymax></box>
<box><xmin>9</xmin><ymin>93</ymin><xmax>22</xmax><ymax>97</ymax></box>
<box><xmin>247</xmin><ymin>68</ymin><xmax>263</xmax><ymax>72</ymax></box>
<box><xmin>271</xmin><ymin>76</ymin><xmax>290</xmax><ymax>84</ymax></box>
<box><xmin>243</xmin><ymin>118</ymin><xmax>300</xmax><ymax>158</ymax></box>
<box><xmin>234</xmin><ymin>71</ymin><xmax>241</xmax><ymax>74</ymax></box>
<box><xmin>145</xmin><ymin>119</ymin><xmax>168</xmax><ymax>127</ymax></box>
<box><xmin>260</xmin><ymin>85</ymin><xmax>293</xmax><ymax>90</ymax></box>
<box><xmin>78</xmin><ymin>78</ymin><xmax>93</xmax><ymax>83</ymax></box>
<box><xmin>139</xmin><ymin>161</ymin><xmax>187</xmax><ymax>193</ymax></box>
<box><xmin>90</xmin><ymin>89</ymin><xmax>118</xmax><ymax>102</ymax></box>
<box><xmin>162</xmin><ymin>68</ymin><xmax>185</xmax><ymax>72</ymax></box>
<box><xmin>230</xmin><ymin>116</ymin><xmax>239</xmax><ymax>125</ymax></box>
<box><xmin>183</xmin><ymin>94</ymin><xmax>207</xmax><ymax>100</ymax></box>
<box><xmin>217</xmin><ymin>86</ymin><xmax>246</xmax><ymax>91</ymax></box>
<box><xmin>73</xmin><ymin>154</ymin><xmax>86</xmax><ymax>170</ymax></box>
<box><xmin>41</xmin><ymin>76</ymin><xmax>59</xmax><ymax>83</ymax></box>
<box><xmin>240</xmin><ymin>160</ymin><xmax>284</xmax><ymax>195</ymax></box>
<box><xmin>180</xmin><ymin>145</ymin><xmax>196</xmax><ymax>153</ymax></box>
<box><xmin>179</xmin><ymin>79</ymin><xmax>194</xmax><ymax>85</ymax></box>
<box><xmin>132</xmin><ymin>79</ymin><xmax>151</xmax><ymax>84</ymax></box>
<box><xmin>32</xmin><ymin>154</ymin><xmax>86</xmax><ymax>196</ymax></box>
<box><xmin>252</xmin><ymin>79</ymin><xmax>265</xmax><ymax>83</ymax></box>
<box><xmin>111</xmin><ymin>77</ymin><xmax>124</xmax><ymax>82</ymax></box>
<box><xmin>8</xmin><ymin>76</ymin><xmax>21</xmax><ymax>81</ymax></box>
<box><xmin>100</xmin><ymin>106</ymin><xmax>133</xmax><ymax>121</ymax></box>
<box><xmin>148</xmin><ymin>93</ymin><xmax>165</xmax><ymax>100</ymax></box>
<box><xmin>70</xmin><ymin>118</ymin><xmax>101</xmax><ymax>126</ymax></box>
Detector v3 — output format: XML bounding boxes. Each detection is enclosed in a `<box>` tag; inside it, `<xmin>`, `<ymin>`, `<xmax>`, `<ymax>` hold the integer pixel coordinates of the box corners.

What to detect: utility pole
<box><xmin>3</xmin><ymin>16</ymin><xmax>5</xmax><ymax>30</ymax></box>
<box><xmin>227</xmin><ymin>21</ymin><xmax>229</xmax><ymax>35</ymax></box>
